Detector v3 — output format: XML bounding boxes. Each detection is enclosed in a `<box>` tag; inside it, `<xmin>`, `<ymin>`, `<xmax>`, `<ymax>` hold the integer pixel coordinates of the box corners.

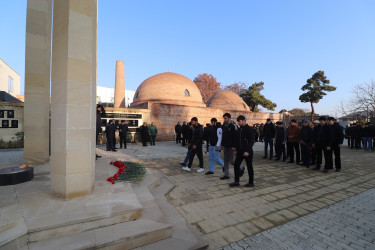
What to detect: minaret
<box><xmin>114</xmin><ymin>60</ymin><xmax>125</xmax><ymax>107</ymax></box>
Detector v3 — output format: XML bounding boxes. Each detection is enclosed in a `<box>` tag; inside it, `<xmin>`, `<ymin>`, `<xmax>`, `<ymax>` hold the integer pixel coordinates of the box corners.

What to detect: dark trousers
<box><xmin>355</xmin><ymin>137</ymin><xmax>361</xmax><ymax>149</ymax></box>
<box><xmin>150</xmin><ymin>135</ymin><xmax>156</xmax><ymax>145</ymax></box>
<box><xmin>300</xmin><ymin>143</ymin><xmax>311</xmax><ymax>167</ymax></box>
<box><xmin>350</xmin><ymin>137</ymin><xmax>355</xmax><ymax>149</ymax></box>
<box><xmin>347</xmin><ymin>137</ymin><xmax>350</xmax><ymax>147</ymax></box>
<box><xmin>141</xmin><ymin>135</ymin><xmax>147</xmax><ymax>146</ymax></box>
<box><xmin>275</xmin><ymin>142</ymin><xmax>286</xmax><ymax>160</ymax></box>
<box><xmin>289</xmin><ymin>142</ymin><xmax>300</xmax><ymax>163</ymax></box>
<box><xmin>119</xmin><ymin>134</ymin><xmax>127</xmax><ymax>148</ymax></box>
<box><xmin>181</xmin><ymin>137</ymin><xmax>186</xmax><ymax>146</ymax></box>
<box><xmin>176</xmin><ymin>133</ymin><xmax>181</xmax><ymax>143</ymax></box>
<box><xmin>311</xmin><ymin>146</ymin><xmax>316</xmax><ymax>164</ymax></box>
<box><xmin>325</xmin><ymin>146</ymin><xmax>341</xmax><ymax>170</ymax></box>
<box><xmin>264</xmin><ymin>137</ymin><xmax>273</xmax><ymax>158</ymax></box>
<box><xmin>234</xmin><ymin>150</ymin><xmax>254</xmax><ymax>184</ymax></box>
<box><xmin>187</xmin><ymin>144</ymin><xmax>203</xmax><ymax>169</ymax></box>
<box><xmin>315</xmin><ymin>144</ymin><xmax>327</xmax><ymax>169</ymax></box>
<box><xmin>106</xmin><ymin>135</ymin><xmax>115</xmax><ymax>150</ymax></box>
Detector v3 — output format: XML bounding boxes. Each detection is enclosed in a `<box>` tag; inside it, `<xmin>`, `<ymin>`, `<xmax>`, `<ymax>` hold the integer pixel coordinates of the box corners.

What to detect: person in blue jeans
<box><xmin>263</xmin><ymin>118</ymin><xmax>276</xmax><ymax>159</ymax></box>
<box><xmin>205</xmin><ymin>118</ymin><xmax>224</xmax><ymax>175</ymax></box>
<box><xmin>362</xmin><ymin>123</ymin><xmax>373</xmax><ymax>150</ymax></box>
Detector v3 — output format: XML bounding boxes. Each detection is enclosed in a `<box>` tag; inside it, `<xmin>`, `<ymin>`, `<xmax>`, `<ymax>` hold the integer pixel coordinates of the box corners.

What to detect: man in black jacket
<box><xmin>274</xmin><ymin>121</ymin><xmax>287</xmax><ymax>161</ymax></box>
<box><xmin>312</xmin><ymin>117</ymin><xmax>332</xmax><ymax>172</ymax></box>
<box><xmin>181</xmin><ymin>121</ymin><xmax>188</xmax><ymax>146</ymax></box>
<box><xmin>220</xmin><ymin>113</ymin><xmax>237</xmax><ymax>180</ymax></box>
<box><xmin>105</xmin><ymin>119</ymin><xmax>116</xmax><ymax>152</ymax></box>
<box><xmin>175</xmin><ymin>122</ymin><xmax>182</xmax><ymax>144</ymax></box>
<box><xmin>300</xmin><ymin>119</ymin><xmax>313</xmax><ymax>168</ymax></box>
<box><xmin>263</xmin><ymin>118</ymin><xmax>276</xmax><ymax>159</ymax></box>
<box><xmin>182</xmin><ymin>117</ymin><xmax>204</xmax><ymax>172</ymax></box>
<box><xmin>119</xmin><ymin>120</ymin><xmax>129</xmax><ymax>149</ymax></box>
<box><xmin>229</xmin><ymin>115</ymin><xmax>255</xmax><ymax>187</ymax></box>
<box><xmin>96</xmin><ymin>104</ymin><xmax>104</xmax><ymax>159</ymax></box>
<box><xmin>326</xmin><ymin>117</ymin><xmax>344</xmax><ymax>172</ymax></box>
<box><xmin>140</xmin><ymin>122</ymin><xmax>149</xmax><ymax>146</ymax></box>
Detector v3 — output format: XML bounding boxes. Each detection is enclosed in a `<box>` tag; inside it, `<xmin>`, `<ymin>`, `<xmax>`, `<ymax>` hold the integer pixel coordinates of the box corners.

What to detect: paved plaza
<box><xmin>95</xmin><ymin>141</ymin><xmax>375</xmax><ymax>249</ymax></box>
<box><xmin>1</xmin><ymin>141</ymin><xmax>375</xmax><ymax>249</ymax></box>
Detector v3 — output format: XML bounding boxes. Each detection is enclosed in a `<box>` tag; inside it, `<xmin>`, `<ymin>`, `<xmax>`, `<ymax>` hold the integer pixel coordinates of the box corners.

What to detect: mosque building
<box><xmin>102</xmin><ymin>62</ymin><xmax>282</xmax><ymax>141</ymax></box>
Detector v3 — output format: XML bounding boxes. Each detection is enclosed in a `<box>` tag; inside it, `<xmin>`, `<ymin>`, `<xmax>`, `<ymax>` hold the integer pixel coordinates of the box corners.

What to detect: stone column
<box><xmin>114</xmin><ymin>60</ymin><xmax>125</xmax><ymax>107</ymax></box>
<box><xmin>50</xmin><ymin>0</ymin><xmax>97</xmax><ymax>199</ymax></box>
<box><xmin>24</xmin><ymin>0</ymin><xmax>52</xmax><ymax>165</ymax></box>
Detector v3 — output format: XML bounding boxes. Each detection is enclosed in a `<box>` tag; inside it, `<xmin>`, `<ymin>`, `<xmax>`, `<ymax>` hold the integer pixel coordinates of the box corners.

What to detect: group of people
<box><xmin>175</xmin><ymin>121</ymin><xmax>191</xmax><ymax>146</ymax></box>
<box><xmin>139</xmin><ymin>122</ymin><xmax>158</xmax><ymax>146</ymax></box>
<box><xmin>263</xmin><ymin>117</ymin><xmax>345</xmax><ymax>173</ymax></box>
<box><xmin>345</xmin><ymin>122</ymin><xmax>375</xmax><ymax>151</ymax></box>
<box><xmin>105</xmin><ymin>119</ymin><xmax>130</xmax><ymax>151</ymax></box>
<box><xmin>180</xmin><ymin>113</ymin><xmax>255</xmax><ymax>187</ymax></box>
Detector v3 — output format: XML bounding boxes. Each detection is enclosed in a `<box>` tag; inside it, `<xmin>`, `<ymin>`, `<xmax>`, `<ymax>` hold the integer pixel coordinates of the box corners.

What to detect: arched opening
<box><xmin>184</xmin><ymin>89</ymin><xmax>190</xmax><ymax>96</ymax></box>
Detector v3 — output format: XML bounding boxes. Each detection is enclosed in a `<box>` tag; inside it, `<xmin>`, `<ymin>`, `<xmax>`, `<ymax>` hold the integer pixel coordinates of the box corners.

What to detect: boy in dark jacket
<box><xmin>220</xmin><ymin>113</ymin><xmax>237</xmax><ymax>179</ymax></box>
<box><xmin>182</xmin><ymin>117</ymin><xmax>204</xmax><ymax>172</ymax></box>
<box><xmin>229</xmin><ymin>115</ymin><xmax>255</xmax><ymax>187</ymax></box>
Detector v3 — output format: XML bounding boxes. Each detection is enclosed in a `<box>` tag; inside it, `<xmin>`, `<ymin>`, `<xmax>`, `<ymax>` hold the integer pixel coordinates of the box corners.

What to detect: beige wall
<box><xmin>0</xmin><ymin>58</ymin><xmax>21</xmax><ymax>97</ymax></box>
<box><xmin>0</xmin><ymin>102</ymin><xmax>24</xmax><ymax>142</ymax></box>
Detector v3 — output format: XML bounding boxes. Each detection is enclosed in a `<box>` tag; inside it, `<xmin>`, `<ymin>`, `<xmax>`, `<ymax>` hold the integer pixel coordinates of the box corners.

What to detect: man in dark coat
<box><xmin>96</xmin><ymin>104</ymin><xmax>103</xmax><ymax>159</ymax></box>
<box><xmin>119</xmin><ymin>120</ymin><xmax>129</xmax><ymax>149</ymax></box>
<box><xmin>175</xmin><ymin>122</ymin><xmax>182</xmax><ymax>144</ymax></box>
<box><xmin>274</xmin><ymin>121</ymin><xmax>287</xmax><ymax>161</ymax></box>
<box><xmin>286</xmin><ymin>119</ymin><xmax>301</xmax><ymax>164</ymax></box>
<box><xmin>325</xmin><ymin>117</ymin><xmax>344</xmax><ymax>172</ymax></box>
<box><xmin>140</xmin><ymin>122</ymin><xmax>149</xmax><ymax>146</ymax></box>
<box><xmin>229</xmin><ymin>115</ymin><xmax>255</xmax><ymax>187</ymax></box>
<box><xmin>312</xmin><ymin>116</ymin><xmax>332</xmax><ymax>171</ymax></box>
<box><xmin>105</xmin><ymin>119</ymin><xmax>116</xmax><ymax>151</ymax></box>
<box><xmin>220</xmin><ymin>113</ymin><xmax>237</xmax><ymax>180</ymax></box>
<box><xmin>182</xmin><ymin>117</ymin><xmax>204</xmax><ymax>172</ymax></box>
<box><xmin>300</xmin><ymin>119</ymin><xmax>313</xmax><ymax>168</ymax></box>
<box><xmin>362</xmin><ymin>122</ymin><xmax>373</xmax><ymax>150</ymax></box>
<box><xmin>181</xmin><ymin>121</ymin><xmax>188</xmax><ymax>146</ymax></box>
<box><xmin>263</xmin><ymin>118</ymin><xmax>275</xmax><ymax>159</ymax></box>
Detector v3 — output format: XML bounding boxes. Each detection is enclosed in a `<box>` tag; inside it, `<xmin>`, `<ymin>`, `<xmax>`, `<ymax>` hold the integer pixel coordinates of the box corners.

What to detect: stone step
<box><xmin>28</xmin><ymin>219</ymin><xmax>172</xmax><ymax>250</ymax></box>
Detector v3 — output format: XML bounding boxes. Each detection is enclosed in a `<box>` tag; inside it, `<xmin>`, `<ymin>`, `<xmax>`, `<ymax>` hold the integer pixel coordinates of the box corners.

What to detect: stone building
<box><xmin>102</xmin><ymin>72</ymin><xmax>282</xmax><ymax>141</ymax></box>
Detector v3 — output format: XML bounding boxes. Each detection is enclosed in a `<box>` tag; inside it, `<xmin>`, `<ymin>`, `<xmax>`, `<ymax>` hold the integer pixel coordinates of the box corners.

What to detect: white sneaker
<box><xmin>197</xmin><ymin>168</ymin><xmax>204</xmax><ymax>173</ymax></box>
<box><xmin>182</xmin><ymin>167</ymin><xmax>191</xmax><ymax>172</ymax></box>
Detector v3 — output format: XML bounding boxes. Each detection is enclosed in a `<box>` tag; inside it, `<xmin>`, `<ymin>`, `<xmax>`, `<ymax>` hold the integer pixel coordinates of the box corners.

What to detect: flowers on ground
<box><xmin>107</xmin><ymin>161</ymin><xmax>146</xmax><ymax>184</ymax></box>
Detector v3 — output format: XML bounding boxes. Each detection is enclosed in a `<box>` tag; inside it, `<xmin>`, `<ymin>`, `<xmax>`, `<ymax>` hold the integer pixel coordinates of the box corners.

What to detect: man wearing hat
<box><xmin>300</xmin><ymin>119</ymin><xmax>313</xmax><ymax>167</ymax></box>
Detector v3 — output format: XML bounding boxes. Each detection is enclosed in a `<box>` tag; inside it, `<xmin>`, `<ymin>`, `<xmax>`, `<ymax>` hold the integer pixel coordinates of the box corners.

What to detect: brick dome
<box><xmin>206</xmin><ymin>90</ymin><xmax>249</xmax><ymax>111</ymax></box>
<box><xmin>131</xmin><ymin>72</ymin><xmax>205</xmax><ymax>107</ymax></box>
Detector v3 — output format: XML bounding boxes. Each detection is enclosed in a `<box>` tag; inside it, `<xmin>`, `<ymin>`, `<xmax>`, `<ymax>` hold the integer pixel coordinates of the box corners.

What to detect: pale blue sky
<box><xmin>1</xmin><ymin>0</ymin><xmax>374</xmax><ymax>116</ymax></box>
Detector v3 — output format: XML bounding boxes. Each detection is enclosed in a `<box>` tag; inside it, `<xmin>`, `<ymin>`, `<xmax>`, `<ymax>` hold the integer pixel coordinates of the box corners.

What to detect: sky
<box><xmin>1</xmin><ymin>0</ymin><xmax>375</xmax><ymax>116</ymax></box>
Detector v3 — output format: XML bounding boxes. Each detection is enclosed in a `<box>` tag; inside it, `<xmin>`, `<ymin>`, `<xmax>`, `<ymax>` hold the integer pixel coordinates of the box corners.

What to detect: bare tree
<box><xmin>224</xmin><ymin>82</ymin><xmax>247</xmax><ymax>96</ymax></box>
<box><xmin>351</xmin><ymin>80</ymin><xmax>375</xmax><ymax>120</ymax></box>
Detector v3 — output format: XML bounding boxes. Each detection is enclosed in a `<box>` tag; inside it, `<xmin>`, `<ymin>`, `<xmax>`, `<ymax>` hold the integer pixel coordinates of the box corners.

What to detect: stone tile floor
<box><xmin>99</xmin><ymin>141</ymin><xmax>375</xmax><ymax>249</ymax></box>
<box><xmin>2</xmin><ymin>141</ymin><xmax>375</xmax><ymax>249</ymax></box>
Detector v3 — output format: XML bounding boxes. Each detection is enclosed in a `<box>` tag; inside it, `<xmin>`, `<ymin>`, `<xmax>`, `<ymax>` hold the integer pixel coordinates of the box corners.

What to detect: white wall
<box><xmin>0</xmin><ymin>58</ymin><xmax>20</xmax><ymax>97</ymax></box>
<box><xmin>97</xmin><ymin>85</ymin><xmax>135</xmax><ymax>107</ymax></box>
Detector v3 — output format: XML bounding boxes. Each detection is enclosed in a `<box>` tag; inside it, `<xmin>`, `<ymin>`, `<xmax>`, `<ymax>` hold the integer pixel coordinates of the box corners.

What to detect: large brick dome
<box><xmin>131</xmin><ymin>72</ymin><xmax>205</xmax><ymax>107</ymax></box>
<box><xmin>206</xmin><ymin>90</ymin><xmax>250</xmax><ymax>111</ymax></box>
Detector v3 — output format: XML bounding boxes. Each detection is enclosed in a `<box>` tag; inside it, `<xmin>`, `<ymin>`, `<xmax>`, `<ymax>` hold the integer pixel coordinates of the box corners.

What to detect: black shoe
<box><xmin>229</xmin><ymin>182</ymin><xmax>240</xmax><ymax>187</ymax></box>
<box><xmin>112</xmin><ymin>150</ymin><xmax>117</xmax><ymax>152</ymax></box>
<box><xmin>96</xmin><ymin>154</ymin><xmax>102</xmax><ymax>158</ymax></box>
<box><xmin>244</xmin><ymin>183</ymin><xmax>254</xmax><ymax>187</ymax></box>
<box><xmin>312</xmin><ymin>166</ymin><xmax>320</xmax><ymax>170</ymax></box>
<box><xmin>106</xmin><ymin>150</ymin><xmax>111</xmax><ymax>151</ymax></box>
<box><xmin>114</xmin><ymin>147</ymin><xmax>118</xmax><ymax>149</ymax></box>
<box><xmin>119</xmin><ymin>147</ymin><xmax>123</xmax><ymax>149</ymax></box>
<box><xmin>180</xmin><ymin>163</ymin><xmax>187</xmax><ymax>166</ymax></box>
<box><xmin>323</xmin><ymin>169</ymin><xmax>329</xmax><ymax>173</ymax></box>
<box><xmin>287</xmin><ymin>161</ymin><xmax>294</xmax><ymax>164</ymax></box>
<box><xmin>205</xmin><ymin>171</ymin><xmax>214</xmax><ymax>175</ymax></box>
<box><xmin>336</xmin><ymin>169</ymin><xmax>341</xmax><ymax>172</ymax></box>
<box><xmin>124</xmin><ymin>146</ymin><xmax>127</xmax><ymax>149</ymax></box>
<box><xmin>220</xmin><ymin>176</ymin><xmax>230</xmax><ymax>180</ymax></box>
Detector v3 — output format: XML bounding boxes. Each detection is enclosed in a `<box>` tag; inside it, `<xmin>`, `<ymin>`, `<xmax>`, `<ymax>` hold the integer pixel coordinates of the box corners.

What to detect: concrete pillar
<box><xmin>24</xmin><ymin>0</ymin><xmax>52</xmax><ymax>165</ymax></box>
<box><xmin>50</xmin><ymin>0</ymin><xmax>97</xmax><ymax>199</ymax></box>
<box><xmin>114</xmin><ymin>60</ymin><xmax>125</xmax><ymax>108</ymax></box>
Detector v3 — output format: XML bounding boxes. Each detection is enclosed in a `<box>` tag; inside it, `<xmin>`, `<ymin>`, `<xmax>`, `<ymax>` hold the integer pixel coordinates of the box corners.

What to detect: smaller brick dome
<box><xmin>206</xmin><ymin>90</ymin><xmax>249</xmax><ymax>111</ymax></box>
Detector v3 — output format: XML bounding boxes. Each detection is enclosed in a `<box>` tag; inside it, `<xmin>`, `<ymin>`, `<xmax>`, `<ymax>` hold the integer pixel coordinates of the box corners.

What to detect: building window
<box><xmin>8</xmin><ymin>76</ymin><xmax>13</xmax><ymax>93</ymax></box>
<box><xmin>184</xmin><ymin>89</ymin><xmax>190</xmax><ymax>96</ymax></box>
